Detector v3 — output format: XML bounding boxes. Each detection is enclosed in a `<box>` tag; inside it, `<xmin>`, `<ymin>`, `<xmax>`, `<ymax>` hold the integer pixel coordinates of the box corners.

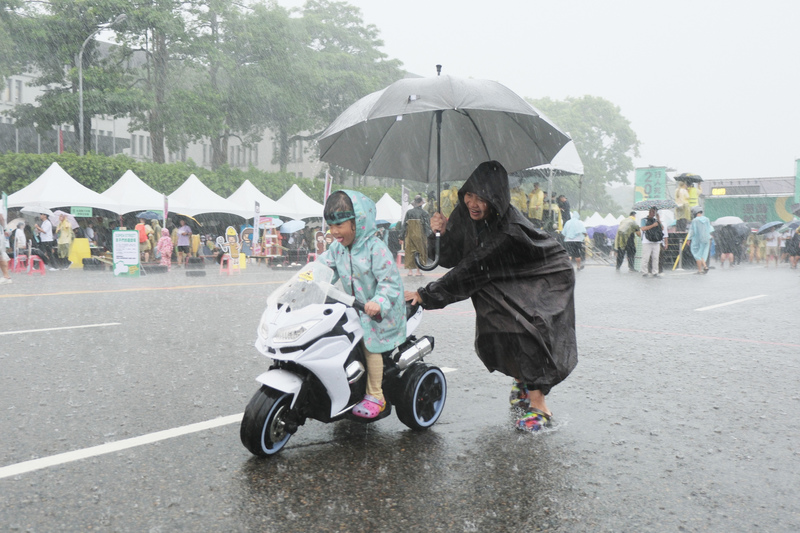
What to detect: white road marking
<box><xmin>0</xmin><ymin>364</ymin><xmax>460</xmax><ymax>480</ymax></box>
<box><xmin>0</xmin><ymin>413</ymin><xmax>242</xmax><ymax>480</ymax></box>
<box><xmin>695</xmin><ymin>294</ymin><xmax>767</xmax><ymax>312</ymax></box>
<box><xmin>0</xmin><ymin>322</ymin><xmax>122</xmax><ymax>336</ymax></box>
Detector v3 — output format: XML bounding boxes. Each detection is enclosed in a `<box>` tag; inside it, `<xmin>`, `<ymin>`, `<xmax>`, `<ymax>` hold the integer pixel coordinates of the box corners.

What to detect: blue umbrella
<box><xmin>279</xmin><ymin>219</ymin><xmax>306</xmax><ymax>234</ymax></box>
<box><xmin>757</xmin><ymin>221</ymin><xmax>783</xmax><ymax>235</ymax></box>
<box><xmin>136</xmin><ymin>210</ymin><xmax>160</xmax><ymax>220</ymax></box>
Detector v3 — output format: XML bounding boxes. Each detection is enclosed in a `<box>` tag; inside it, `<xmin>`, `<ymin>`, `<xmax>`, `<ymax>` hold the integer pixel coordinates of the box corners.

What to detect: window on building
<box><xmin>139</xmin><ymin>136</ymin><xmax>144</xmax><ymax>156</ymax></box>
<box><xmin>14</xmin><ymin>80</ymin><xmax>22</xmax><ymax>103</ymax></box>
<box><xmin>146</xmin><ymin>137</ymin><xmax>151</xmax><ymax>157</ymax></box>
<box><xmin>3</xmin><ymin>80</ymin><xmax>10</xmax><ymax>102</ymax></box>
<box><xmin>131</xmin><ymin>134</ymin><xmax>137</xmax><ymax>155</ymax></box>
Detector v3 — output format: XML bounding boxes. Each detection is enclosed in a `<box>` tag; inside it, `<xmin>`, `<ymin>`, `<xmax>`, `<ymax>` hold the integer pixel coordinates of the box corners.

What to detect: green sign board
<box><xmin>112</xmin><ymin>230</ymin><xmax>140</xmax><ymax>277</ymax></box>
<box><xmin>704</xmin><ymin>196</ymin><xmax>795</xmax><ymax>225</ymax></box>
<box><xmin>71</xmin><ymin>206</ymin><xmax>93</xmax><ymax>217</ymax></box>
<box><xmin>633</xmin><ymin>167</ymin><xmax>667</xmax><ymax>203</ymax></box>
<box><xmin>795</xmin><ymin>159</ymin><xmax>800</xmax><ymax>205</ymax></box>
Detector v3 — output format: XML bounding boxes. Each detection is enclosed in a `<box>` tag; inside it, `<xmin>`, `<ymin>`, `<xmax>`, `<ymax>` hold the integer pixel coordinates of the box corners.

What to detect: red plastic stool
<box><xmin>28</xmin><ymin>255</ymin><xmax>46</xmax><ymax>275</ymax></box>
<box><xmin>396</xmin><ymin>251</ymin><xmax>405</xmax><ymax>268</ymax></box>
<box><xmin>12</xmin><ymin>255</ymin><xmax>28</xmax><ymax>273</ymax></box>
<box><xmin>306</xmin><ymin>252</ymin><xmax>316</xmax><ymax>263</ymax></box>
<box><xmin>219</xmin><ymin>254</ymin><xmax>238</xmax><ymax>275</ymax></box>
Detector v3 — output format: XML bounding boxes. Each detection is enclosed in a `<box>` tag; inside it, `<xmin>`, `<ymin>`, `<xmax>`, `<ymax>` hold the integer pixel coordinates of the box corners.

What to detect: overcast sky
<box><xmin>281</xmin><ymin>0</ymin><xmax>800</xmax><ymax>183</ymax></box>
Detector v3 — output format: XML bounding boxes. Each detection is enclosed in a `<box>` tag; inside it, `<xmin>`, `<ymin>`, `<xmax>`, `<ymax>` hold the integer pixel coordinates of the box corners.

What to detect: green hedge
<box><xmin>0</xmin><ymin>153</ymin><xmax>406</xmax><ymax>205</ymax></box>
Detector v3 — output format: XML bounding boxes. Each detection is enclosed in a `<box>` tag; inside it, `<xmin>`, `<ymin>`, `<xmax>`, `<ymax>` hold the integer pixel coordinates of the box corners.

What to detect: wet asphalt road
<box><xmin>0</xmin><ymin>259</ymin><xmax>799</xmax><ymax>532</ymax></box>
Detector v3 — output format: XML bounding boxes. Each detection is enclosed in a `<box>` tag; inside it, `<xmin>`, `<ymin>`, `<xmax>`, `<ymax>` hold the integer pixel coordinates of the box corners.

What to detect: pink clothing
<box><xmin>157</xmin><ymin>232</ymin><xmax>173</xmax><ymax>268</ymax></box>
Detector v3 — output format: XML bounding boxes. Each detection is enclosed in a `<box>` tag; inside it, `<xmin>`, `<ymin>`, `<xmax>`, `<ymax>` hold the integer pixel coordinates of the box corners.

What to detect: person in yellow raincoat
<box><xmin>527</xmin><ymin>181</ymin><xmax>544</xmax><ymax>227</ymax></box>
<box><xmin>439</xmin><ymin>183</ymin><xmax>459</xmax><ymax>218</ymax></box>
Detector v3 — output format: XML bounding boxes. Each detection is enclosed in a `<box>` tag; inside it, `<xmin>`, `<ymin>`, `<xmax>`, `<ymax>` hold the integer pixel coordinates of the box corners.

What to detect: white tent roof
<box><xmin>375</xmin><ymin>193</ymin><xmax>401</xmax><ymax>223</ymax></box>
<box><xmin>602</xmin><ymin>213</ymin><xmax>619</xmax><ymax>225</ymax></box>
<box><xmin>521</xmin><ymin>140</ymin><xmax>584</xmax><ymax>177</ymax></box>
<box><xmin>167</xmin><ymin>174</ymin><xmax>250</xmax><ymax>217</ymax></box>
<box><xmin>583</xmin><ymin>212</ymin><xmax>605</xmax><ymax>227</ymax></box>
<box><xmin>7</xmin><ymin>162</ymin><xmax>122</xmax><ymax>213</ymax></box>
<box><xmin>227</xmin><ymin>180</ymin><xmax>284</xmax><ymax>218</ymax></box>
<box><xmin>101</xmin><ymin>170</ymin><xmax>164</xmax><ymax>214</ymax></box>
<box><xmin>276</xmin><ymin>184</ymin><xmax>324</xmax><ymax>219</ymax></box>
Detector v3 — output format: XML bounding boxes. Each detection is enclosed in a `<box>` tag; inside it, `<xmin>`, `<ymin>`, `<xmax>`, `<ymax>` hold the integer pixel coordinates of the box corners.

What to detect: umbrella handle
<box><xmin>414</xmin><ymin>232</ymin><xmax>441</xmax><ymax>271</ymax></box>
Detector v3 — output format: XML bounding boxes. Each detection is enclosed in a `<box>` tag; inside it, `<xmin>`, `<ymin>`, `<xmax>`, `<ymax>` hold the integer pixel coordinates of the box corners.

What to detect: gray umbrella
<box><xmin>318</xmin><ymin>74</ymin><xmax>569</xmax><ymax>186</ymax></box>
<box><xmin>318</xmin><ymin>70</ymin><xmax>571</xmax><ymax>269</ymax></box>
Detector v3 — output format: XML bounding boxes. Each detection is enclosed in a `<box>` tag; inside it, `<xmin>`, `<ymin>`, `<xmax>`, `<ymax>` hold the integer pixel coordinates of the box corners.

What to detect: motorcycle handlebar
<box><xmin>351</xmin><ymin>299</ymin><xmax>383</xmax><ymax>323</ymax></box>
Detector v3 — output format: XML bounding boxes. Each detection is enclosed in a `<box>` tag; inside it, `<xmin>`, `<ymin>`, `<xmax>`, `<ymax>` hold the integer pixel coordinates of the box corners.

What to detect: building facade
<box><xmin>0</xmin><ymin>73</ymin><xmax>322</xmax><ymax>179</ymax></box>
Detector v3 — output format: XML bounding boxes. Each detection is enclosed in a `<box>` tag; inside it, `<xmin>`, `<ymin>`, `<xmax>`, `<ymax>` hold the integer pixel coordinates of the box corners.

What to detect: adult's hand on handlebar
<box><xmin>404</xmin><ymin>290</ymin><xmax>422</xmax><ymax>305</ymax></box>
<box><xmin>430</xmin><ymin>212</ymin><xmax>447</xmax><ymax>234</ymax></box>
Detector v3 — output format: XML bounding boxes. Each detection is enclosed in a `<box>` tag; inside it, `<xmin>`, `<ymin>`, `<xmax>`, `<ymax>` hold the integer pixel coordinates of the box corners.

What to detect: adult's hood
<box><xmin>341</xmin><ymin>189</ymin><xmax>378</xmax><ymax>253</ymax></box>
<box><xmin>457</xmin><ymin>161</ymin><xmax>510</xmax><ymax>220</ymax></box>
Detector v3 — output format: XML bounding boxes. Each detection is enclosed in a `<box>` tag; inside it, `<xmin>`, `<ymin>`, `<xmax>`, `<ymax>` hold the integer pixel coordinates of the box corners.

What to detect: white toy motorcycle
<box><xmin>240</xmin><ymin>262</ymin><xmax>447</xmax><ymax>457</ymax></box>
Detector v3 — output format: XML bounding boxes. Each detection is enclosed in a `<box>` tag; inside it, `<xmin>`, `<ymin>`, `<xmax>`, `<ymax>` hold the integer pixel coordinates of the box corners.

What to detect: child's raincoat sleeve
<box><xmin>316</xmin><ymin>248</ymin><xmax>341</xmax><ymax>285</ymax></box>
<box><xmin>367</xmin><ymin>240</ymin><xmax>404</xmax><ymax>317</ymax></box>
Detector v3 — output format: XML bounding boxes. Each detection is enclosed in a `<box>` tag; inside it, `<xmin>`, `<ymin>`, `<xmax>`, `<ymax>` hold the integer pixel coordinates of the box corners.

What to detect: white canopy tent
<box><xmin>275</xmin><ymin>184</ymin><xmax>324</xmax><ymax>219</ymax></box>
<box><xmin>375</xmin><ymin>193</ymin><xmax>401</xmax><ymax>223</ymax></box>
<box><xmin>227</xmin><ymin>180</ymin><xmax>285</xmax><ymax>218</ymax></box>
<box><xmin>583</xmin><ymin>212</ymin><xmax>605</xmax><ymax>227</ymax></box>
<box><xmin>167</xmin><ymin>174</ymin><xmax>250</xmax><ymax>217</ymax></box>
<box><xmin>101</xmin><ymin>170</ymin><xmax>165</xmax><ymax>214</ymax></box>
<box><xmin>7</xmin><ymin>162</ymin><xmax>122</xmax><ymax>213</ymax></box>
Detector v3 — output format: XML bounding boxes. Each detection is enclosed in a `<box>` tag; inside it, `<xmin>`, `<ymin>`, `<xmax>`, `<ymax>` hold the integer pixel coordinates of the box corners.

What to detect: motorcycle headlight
<box><xmin>273</xmin><ymin>320</ymin><xmax>320</xmax><ymax>343</ymax></box>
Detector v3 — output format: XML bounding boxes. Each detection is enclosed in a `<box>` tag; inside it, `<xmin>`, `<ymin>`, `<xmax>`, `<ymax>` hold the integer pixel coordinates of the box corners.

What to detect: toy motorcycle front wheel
<box><xmin>393</xmin><ymin>364</ymin><xmax>447</xmax><ymax>430</ymax></box>
<box><xmin>240</xmin><ymin>387</ymin><xmax>293</xmax><ymax>457</ymax></box>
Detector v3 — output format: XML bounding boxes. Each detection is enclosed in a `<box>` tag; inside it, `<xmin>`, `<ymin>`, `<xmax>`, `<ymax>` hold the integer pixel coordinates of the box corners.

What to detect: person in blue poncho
<box><xmin>686</xmin><ymin>206</ymin><xmax>714</xmax><ymax>274</ymax></box>
<box><xmin>317</xmin><ymin>190</ymin><xmax>407</xmax><ymax>418</ymax></box>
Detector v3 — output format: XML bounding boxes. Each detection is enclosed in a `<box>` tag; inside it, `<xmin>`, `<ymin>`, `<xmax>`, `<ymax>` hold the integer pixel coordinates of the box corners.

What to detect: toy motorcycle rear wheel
<box><xmin>393</xmin><ymin>364</ymin><xmax>447</xmax><ymax>430</ymax></box>
<box><xmin>240</xmin><ymin>386</ymin><xmax>293</xmax><ymax>457</ymax></box>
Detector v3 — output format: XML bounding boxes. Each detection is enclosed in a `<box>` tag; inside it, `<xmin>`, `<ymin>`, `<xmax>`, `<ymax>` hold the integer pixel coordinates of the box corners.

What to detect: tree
<box><xmin>527</xmin><ymin>95</ymin><xmax>640</xmax><ymax>214</ymax></box>
<box><xmin>2</xmin><ymin>0</ymin><xmax>144</xmax><ymax>156</ymax></box>
<box><xmin>282</xmin><ymin>0</ymin><xmax>404</xmax><ymax>176</ymax></box>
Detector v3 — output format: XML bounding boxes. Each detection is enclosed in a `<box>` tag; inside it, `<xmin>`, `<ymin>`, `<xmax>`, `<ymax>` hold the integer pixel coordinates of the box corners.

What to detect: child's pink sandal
<box><xmin>352</xmin><ymin>395</ymin><xmax>386</xmax><ymax>419</ymax></box>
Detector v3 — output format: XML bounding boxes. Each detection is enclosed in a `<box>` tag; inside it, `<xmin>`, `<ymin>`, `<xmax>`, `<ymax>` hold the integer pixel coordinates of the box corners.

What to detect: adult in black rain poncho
<box><xmin>405</xmin><ymin>161</ymin><xmax>578</xmax><ymax>432</ymax></box>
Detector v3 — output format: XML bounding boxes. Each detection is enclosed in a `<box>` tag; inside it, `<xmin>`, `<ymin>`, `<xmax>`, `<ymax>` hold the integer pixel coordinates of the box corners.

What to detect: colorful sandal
<box><xmin>515</xmin><ymin>408</ymin><xmax>553</xmax><ymax>432</ymax></box>
<box><xmin>509</xmin><ymin>380</ymin><xmax>530</xmax><ymax>408</ymax></box>
<box><xmin>352</xmin><ymin>395</ymin><xmax>386</xmax><ymax>419</ymax></box>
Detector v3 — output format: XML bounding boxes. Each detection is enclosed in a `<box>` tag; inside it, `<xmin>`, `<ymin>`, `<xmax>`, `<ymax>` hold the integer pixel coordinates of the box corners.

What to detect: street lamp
<box><xmin>78</xmin><ymin>13</ymin><xmax>127</xmax><ymax>156</ymax></box>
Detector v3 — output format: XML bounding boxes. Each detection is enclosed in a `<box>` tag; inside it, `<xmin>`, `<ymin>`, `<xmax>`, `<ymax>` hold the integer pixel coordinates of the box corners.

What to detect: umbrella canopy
<box><xmin>632</xmin><ymin>198</ymin><xmax>677</xmax><ymax>211</ymax></box>
<box><xmin>50</xmin><ymin>210</ymin><xmax>79</xmax><ymax>230</ymax></box>
<box><xmin>779</xmin><ymin>220</ymin><xmax>800</xmax><ymax>232</ymax></box>
<box><xmin>674</xmin><ymin>173</ymin><xmax>703</xmax><ymax>183</ymax></box>
<box><xmin>136</xmin><ymin>210</ymin><xmax>160</xmax><ymax>220</ymax></box>
<box><xmin>318</xmin><ymin>74</ymin><xmax>571</xmax><ymax>186</ymax></box>
<box><xmin>791</xmin><ymin>204</ymin><xmax>800</xmax><ymax>216</ymax></box>
<box><xmin>713</xmin><ymin>216</ymin><xmax>745</xmax><ymax>226</ymax></box>
<box><xmin>279</xmin><ymin>219</ymin><xmax>305</xmax><ymax>234</ymax></box>
<box><xmin>757</xmin><ymin>221</ymin><xmax>783</xmax><ymax>235</ymax></box>
<box><xmin>20</xmin><ymin>205</ymin><xmax>54</xmax><ymax>216</ymax></box>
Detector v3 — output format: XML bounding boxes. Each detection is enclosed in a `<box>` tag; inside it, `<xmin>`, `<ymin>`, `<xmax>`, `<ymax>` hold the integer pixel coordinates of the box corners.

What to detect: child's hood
<box><xmin>342</xmin><ymin>189</ymin><xmax>378</xmax><ymax>252</ymax></box>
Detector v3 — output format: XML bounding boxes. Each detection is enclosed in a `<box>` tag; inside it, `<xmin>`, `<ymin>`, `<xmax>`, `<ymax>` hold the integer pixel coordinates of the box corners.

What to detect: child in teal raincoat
<box><xmin>317</xmin><ymin>190</ymin><xmax>407</xmax><ymax>418</ymax></box>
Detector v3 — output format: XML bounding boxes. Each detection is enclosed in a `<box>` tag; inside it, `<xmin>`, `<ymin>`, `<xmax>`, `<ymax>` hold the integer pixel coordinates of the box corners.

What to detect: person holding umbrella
<box><xmin>405</xmin><ymin>161</ymin><xmax>578</xmax><ymax>432</ymax></box>
<box><xmin>686</xmin><ymin>206</ymin><xmax>714</xmax><ymax>274</ymax></box>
